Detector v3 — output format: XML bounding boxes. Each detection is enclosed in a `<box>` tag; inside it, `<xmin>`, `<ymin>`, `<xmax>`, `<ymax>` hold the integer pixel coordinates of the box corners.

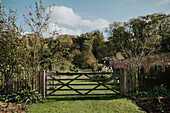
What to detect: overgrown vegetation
<box><xmin>0</xmin><ymin>89</ymin><xmax>43</xmax><ymax>104</ymax></box>
<box><xmin>92</xmin><ymin>66</ymin><xmax>114</xmax><ymax>78</ymax></box>
<box><xmin>127</xmin><ymin>85</ymin><xmax>170</xmax><ymax>99</ymax></box>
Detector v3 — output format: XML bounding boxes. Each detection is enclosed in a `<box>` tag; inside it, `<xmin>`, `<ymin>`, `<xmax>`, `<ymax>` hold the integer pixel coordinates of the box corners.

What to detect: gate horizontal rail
<box><xmin>46</xmin><ymin>72</ymin><xmax>114</xmax><ymax>76</ymax></box>
<box><xmin>47</xmin><ymin>78</ymin><xmax>108</xmax><ymax>81</ymax></box>
<box><xmin>47</xmin><ymin>83</ymin><xmax>119</xmax><ymax>86</ymax></box>
<box><xmin>47</xmin><ymin>88</ymin><xmax>120</xmax><ymax>91</ymax></box>
<box><xmin>49</xmin><ymin>93</ymin><xmax>117</xmax><ymax>96</ymax></box>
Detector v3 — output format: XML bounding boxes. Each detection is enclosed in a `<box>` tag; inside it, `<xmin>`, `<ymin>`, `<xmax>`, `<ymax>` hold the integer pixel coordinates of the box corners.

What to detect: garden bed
<box><xmin>134</xmin><ymin>97</ymin><xmax>170</xmax><ymax>113</ymax></box>
<box><xmin>0</xmin><ymin>102</ymin><xmax>27</xmax><ymax>112</ymax></box>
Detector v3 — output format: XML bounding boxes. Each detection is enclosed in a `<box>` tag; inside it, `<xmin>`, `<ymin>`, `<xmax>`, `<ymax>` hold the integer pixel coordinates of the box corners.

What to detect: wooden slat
<box><xmin>46</xmin><ymin>72</ymin><xmax>113</xmax><ymax>76</ymax></box>
<box><xmin>47</xmin><ymin>83</ymin><xmax>120</xmax><ymax>86</ymax></box>
<box><xmin>47</xmin><ymin>78</ymin><xmax>108</xmax><ymax>81</ymax></box>
<box><xmin>47</xmin><ymin>88</ymin><xmax>119</xmax><ymax>91</ymax></box>
<box><xmin>48</xmin><ymin>93</ymin><xmax>118</xmax><ymax>96</ymax></box>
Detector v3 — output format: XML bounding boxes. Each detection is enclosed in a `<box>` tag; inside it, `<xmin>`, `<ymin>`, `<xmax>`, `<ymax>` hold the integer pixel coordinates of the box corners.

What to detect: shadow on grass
<box><xmin>45</xmin><ymin>95</ymin><xmax>124</xmax><ymax>102</ymax></box>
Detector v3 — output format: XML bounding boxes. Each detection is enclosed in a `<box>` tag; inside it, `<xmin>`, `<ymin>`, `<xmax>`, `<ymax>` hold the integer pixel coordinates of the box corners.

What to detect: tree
<box><xmin>92</xmin><ymin>30</ymin><xmax>106</xmax><ymax>63</ymax></box>
<box><xmin>80</xmin><ymin>40</ymin><xmax>97</xmax><ymax>69</ymax></box>
<box><xmin>0</xmin><ymin>8</ymin><xmax>25</xmax><ymax>93</ymax></box>
<box><xmin>23</xmin><ymin>0</ymin><xmax>52</xmax><ymax>72</ymax></box>
<box><xmin>145</xmin><ymin>13</ymin><xmax>170</xmax><ymax>53</ymax></box>
<box><xmin>106</xmin><ymin>14</ymin><xmax>164</xmax><ymax>92</ymax></box>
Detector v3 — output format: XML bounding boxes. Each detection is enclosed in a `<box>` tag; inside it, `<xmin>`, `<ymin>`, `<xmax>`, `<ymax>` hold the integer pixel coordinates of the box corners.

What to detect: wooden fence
<box><xmin>0</xmin><ymin>69</ymin><xmax>129</xmax><ymax>97</ymax></box>
<box><xmin>0</xmin><ymin>70</ymin><xmax>38</xmax><ymax>94</ymax></box>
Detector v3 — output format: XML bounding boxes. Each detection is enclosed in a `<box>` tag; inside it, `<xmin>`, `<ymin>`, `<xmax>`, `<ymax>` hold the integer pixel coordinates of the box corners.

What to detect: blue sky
<box><xmin>1</xmin><ymin>0</ymin><xmax>170</xmax><ymax>37</ymax></box>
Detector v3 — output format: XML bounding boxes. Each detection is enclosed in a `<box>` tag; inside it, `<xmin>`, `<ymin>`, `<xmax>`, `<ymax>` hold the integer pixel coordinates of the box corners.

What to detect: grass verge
<box><xmin>27</xmin><ymin>95</ymin><xmax>145</xmax><ymax>113</ymax></box>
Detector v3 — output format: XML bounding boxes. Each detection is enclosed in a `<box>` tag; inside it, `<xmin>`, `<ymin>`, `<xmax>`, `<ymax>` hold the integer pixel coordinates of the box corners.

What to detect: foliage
<box><xmin>148</xmin><ymin>85</ymin><xmax>170</xmax><ymax>97</ymax></box>
<box><xmin>54</xmin><ymin>59</ymin><xmax>73</xmax><ymax>72</ymax></box>
<box><xmin>70</xmin><ymin>65</ymin><xmax>79</xmax><ymax>72</ymax></box>
<box><xmin>23</xmin><ymin>0</ymin><xmax>52</xmax><ymax>73</ymax></box>
<box><xmin>127</xmin><ymin>91</ymin><xmax>149</xmax><ymax>99</ymax></box>
<box><xmin>92</xmin><ymin>30</ymin><xmax>107</xmax><ymax>63</ymax></box>
<box><xmin>72</xmin><ymin>35</ymin><xmax>97</xmax><ymax>69</ymax></box>
<box><xmin>100</xmin><ymin>66</ymin><xmax>113</xmax><ymax>73</ymax></box>
<box><xmin>127</xmin><ymin>85</ymin><xmax>170</xmax><ymax>99</ymax></box>
<box><xmin>0</xmin><ymin>89</ymin><xmax>43</xmax><ymax>104</ymax></box>
<box><xmin>0</xmin><ymin>8</ymin><xmax>26</xmax><ymax>93</ymax></box>
<box><xmin>93</xmin><ymin>66</ymin><xmax>113</xmax><ymax>78</ymax></box>
<box><xmin>105</xmin><ymin>13</ymin><xmax>170</xmax><ymax>93</ymax></box>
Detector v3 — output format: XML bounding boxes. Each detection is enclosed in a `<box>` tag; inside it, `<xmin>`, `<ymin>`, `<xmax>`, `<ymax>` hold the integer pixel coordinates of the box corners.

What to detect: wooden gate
<box><xmin>39</xmin><ymin>71</ymin><xmax>120</xmax><ymax>97</ymax></box>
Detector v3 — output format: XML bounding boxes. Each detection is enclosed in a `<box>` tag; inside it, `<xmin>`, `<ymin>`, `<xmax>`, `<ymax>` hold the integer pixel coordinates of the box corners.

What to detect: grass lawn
<box><xmin>28</xmin><ymin>96</ymin><xmax>145</xmax><ymax>113</ymax></box>
<box><xmin>27</xmin><ymin>71</ymin><xmax>145</xmax><ymax>113</ymax></box>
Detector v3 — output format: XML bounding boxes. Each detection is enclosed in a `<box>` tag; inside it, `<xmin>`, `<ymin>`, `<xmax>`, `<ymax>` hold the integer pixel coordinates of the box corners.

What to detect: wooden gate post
<box><xmin>120</xmin><ymin>68</ymin><xmax>128</xmax><ymax>95</ymax></box>
<box><xmin>38</xmin><ymin>70</ymin><xmax>47</xmax><ymax>98</ymax></box>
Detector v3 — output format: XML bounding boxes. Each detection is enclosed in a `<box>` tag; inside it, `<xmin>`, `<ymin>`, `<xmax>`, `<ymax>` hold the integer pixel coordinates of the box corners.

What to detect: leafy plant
<box><xmin>148</xmin><ymin>84</ymin><xmax>170</xmax><ymax>97</ymax></box>
<box><xmin>126</xmin><ymin>91</ymin><xmax>148</xmax><ymax>99</ymax></box>
<box><xmin>93</xmin><ymin>66</ymin><xmax>113</xmax><ymax>78</ymax></box>
<box><xmin>70</xmin><ymin>65</ymin><xmax>79</xmax><ymax>72</ymax></box>
<box><xmin>0</xmin><ymin>89</ymin><xmax>43</xmax><ymax>104</ymax></box>
<box><xmin>127</xmin><ymin>85</ymin><xmax>170</xmax><ymax>99</ymax></box>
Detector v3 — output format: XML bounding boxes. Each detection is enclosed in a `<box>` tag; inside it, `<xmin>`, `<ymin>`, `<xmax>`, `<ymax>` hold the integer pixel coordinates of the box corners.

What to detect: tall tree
<box><xmin>0</xmin><ymin>8</ymin><xmax>25</xmax><ymax>93</ymax></box>
<box><xmin>23</xmin><ymin>0</ymin><xmax>52</xmax><ymax>72</ymax></box>
<box><xmin>106</xmin><ymin>14</ymin><xmax>165</xmax><ymax>92</ymax></box>
<box><xmin>92</xmin><ymin>30</ymin><xmax>105</xmax><ymax>63</ymax></box>
<box><xmin>80</xmin><ymin>40</ymin><xmax>97</xmax><ymax>68</ymax></box>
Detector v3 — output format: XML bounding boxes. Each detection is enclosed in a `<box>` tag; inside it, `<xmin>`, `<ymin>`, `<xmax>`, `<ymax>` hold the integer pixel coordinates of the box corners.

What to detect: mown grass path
<box><xmin>28</xmin><ymin>95</ymin><xmax>145</xmax><ymax>113</ymax></box>
<box><xmin>28</xmin><ymin>71</ymin><xmax>145</xmax><ymax>113</ymax></box>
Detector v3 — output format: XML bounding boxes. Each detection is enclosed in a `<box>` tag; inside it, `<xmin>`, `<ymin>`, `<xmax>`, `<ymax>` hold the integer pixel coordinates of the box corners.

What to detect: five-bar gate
<box><xmin>39</xmin><ymin>71</ymin><xmax>120</xmax><ymax>97</ymax></box>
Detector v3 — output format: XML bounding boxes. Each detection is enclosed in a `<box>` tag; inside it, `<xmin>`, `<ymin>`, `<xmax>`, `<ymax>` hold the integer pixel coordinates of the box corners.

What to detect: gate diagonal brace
<box><xmin>48</xmin><ymin>74</ymin><xmax>83</xmax><ymax>96</ymax></box>
<box><xmin>57</xmin><ymin>79</ymin><xmax>83</xmax><ymax>95</ymax></box>
<box><xmin>84</xmin><ymin>74</ymin><xmax>119</xmax><ymax>94</ymax></box>
<box><xmin>84</xmin><ymin>84</ymin><xmax>101</xmax><ymax>95</ymax></box>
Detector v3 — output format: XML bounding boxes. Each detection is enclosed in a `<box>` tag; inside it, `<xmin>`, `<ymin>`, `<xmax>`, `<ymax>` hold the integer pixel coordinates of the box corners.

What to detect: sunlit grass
<box><xmin>28</xmin><ymin>95</ymin><xmax>145</xmax><ymax>113</ymax></box>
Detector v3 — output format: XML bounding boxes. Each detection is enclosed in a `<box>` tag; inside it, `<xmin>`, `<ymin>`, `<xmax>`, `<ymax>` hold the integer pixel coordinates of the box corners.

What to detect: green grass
<box><xmin>28</xmin><ymin>96</ymin><xmax>145</xmax><ymax>113</ymax></box>
<box><xmin>27</xmin><ymin>72</ymin><xmax>145</xmax><ymax>113</ymax></box>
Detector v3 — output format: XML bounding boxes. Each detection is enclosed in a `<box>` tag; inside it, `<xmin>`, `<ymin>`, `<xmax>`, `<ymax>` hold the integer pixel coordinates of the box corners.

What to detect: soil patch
<box><xmin>134</xmin><ymin>97</ymin><xmax>170</xmax><ymax>113</ymax></box>
<box><xmin>0</xmin><ymin>102</ymin><xmax>27</xmax><ymax>113</ymax></box>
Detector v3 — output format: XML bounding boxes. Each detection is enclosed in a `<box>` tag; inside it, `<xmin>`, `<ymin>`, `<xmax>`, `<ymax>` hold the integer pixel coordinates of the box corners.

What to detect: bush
<box><xmin>127</xmin><ymin>85</ymin><xmax>170</xmax><ymax>99</ymax></box>
<box><xmin>148</xmin><ymin>84</ymin><xmax>170</xmax><ymax>97</ymax></box>
<box><xmin>0</xmin><ymin>89</ymin><xmax>43</xmax><ymax>104</ymax></box>
<box><xmin>70</xmin><ymin>65</ymin><xmax>79</xmax><ymax>72</ymax></box>
<box><xmin>126</xmin><ymin>91</ymin><xmax>149</xmax><ymax>99</ymax></box>
<box><xmin>93</xmin><ymin>66</ymin><xmax>113</xmax><ymax>78</ymax></box>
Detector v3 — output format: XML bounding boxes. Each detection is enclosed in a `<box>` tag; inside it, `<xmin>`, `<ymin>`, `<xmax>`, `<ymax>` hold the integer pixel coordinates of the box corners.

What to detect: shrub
<box><xmin>127</xmin><ymin>85</ymin><xmax>170</xmax><ymax>99</ymax></box>
<box><xmin>126</xmin><ymin>91</ymin><xmax>148</xmax><ymax>99</ymax></box>
<box><xmin>0</xmin><ymin>89</ymin><xmax>43</xmax><ymax>104</ymax></box>
<box><xmin>148</xmin><ymin>84</ymin><xmax>170</xmax><ymax>97</ymax></box>
<box><xmin>70</xmin><ymin>65</ymin><xmax>79</xmax><ymax>72</ymax></box>
<box><xmin>93</xmin><ymin>66</ymin><xmax>113</xmax><ymax>78</ymax></box>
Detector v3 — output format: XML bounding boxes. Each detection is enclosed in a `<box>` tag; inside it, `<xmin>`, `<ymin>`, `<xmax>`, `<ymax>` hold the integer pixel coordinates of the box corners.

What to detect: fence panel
<box><xmin>0</xmin><ymin>70</ymin><xmax>39</xmax><ymax>94</ymax></box>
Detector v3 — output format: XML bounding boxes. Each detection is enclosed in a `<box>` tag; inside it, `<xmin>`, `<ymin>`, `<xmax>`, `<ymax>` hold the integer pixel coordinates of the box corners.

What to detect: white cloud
<box><xmin>43</xmin><ymin>23</ymin><xmax>81</xmax><ymax>37</ymax></box>
<box><xmin>46</xmin><ymin>6</ymin><xmax>110</xmax><ymax>35</ymax></box>
<box><xmin>58</xmin><ymin>27</ymin><xmax>81</xmax><ymax>36</ymax></box>
<box><xmin>156</xmin><ymin>0</ymin><xmax>170</xmax><ymax>5</ymax></box>
<box><xmin>80</xmin><ymin>18</ymin><xmax>109</xmax><ymax>29</ymax></box>
<box><xmin>47</xmin><ymin>6</ymin><xmax>81</xmax><ymax>27</ymax></box>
